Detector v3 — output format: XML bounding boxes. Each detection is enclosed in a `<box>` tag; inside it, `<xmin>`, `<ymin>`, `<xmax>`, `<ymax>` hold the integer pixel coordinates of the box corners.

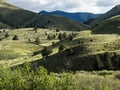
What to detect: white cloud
<box><xmin>6</xmin><ymin>0</ymin><xmax>120</xmax><ymax>13</ymax></box>
<box><xmin>96</xmin><ymin>0</ymin><xmax>120</xmax><ymax>7</ymax></box>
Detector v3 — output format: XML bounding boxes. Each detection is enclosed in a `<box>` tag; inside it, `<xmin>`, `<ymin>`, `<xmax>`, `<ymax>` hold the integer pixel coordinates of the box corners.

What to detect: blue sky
<box><xmin>7</xmin><ymin>0</ymin><xmax>120</xmax><ymax>13</ymax></box>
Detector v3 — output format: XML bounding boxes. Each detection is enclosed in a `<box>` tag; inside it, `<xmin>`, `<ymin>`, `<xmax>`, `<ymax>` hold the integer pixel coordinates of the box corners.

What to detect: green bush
<box><xmin>41</xmin><ymin>46</ymin><xmax>52</xmax><ymax>57</ymax></box>
<box><xmin>0</xmin><ymin>63</ymin><xmax>119</xmax><ymax>90</ymax></box>
<box><xmin>4</xmin><ymin>32</ymin><xmax>9</xmax><ymax>38</ymax></box>
<box><xmin>115</xmin><ymin>73</ymin><xmax>120</xmax><ymax>80</ymax></box>
<box><xmin>13</xmin><ymin>35</ymin><xmax>19</xmax><ymax>40</ymax></box>
<box><xmin>35</xmin><ymin>37</ymin><xmax>41</xmax><ymax>45</ymax></box>
<box><xmin>58</xmin><ymin>44</ymin><xmax>66</xmax><ymax>52</ymax></box>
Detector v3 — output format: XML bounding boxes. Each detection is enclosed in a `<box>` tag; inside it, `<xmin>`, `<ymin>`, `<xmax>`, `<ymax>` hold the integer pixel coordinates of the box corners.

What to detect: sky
<box><xmin>6</xmin><ymin>0</ymin><xmax>120</xmax><ymax>14</ymax></box>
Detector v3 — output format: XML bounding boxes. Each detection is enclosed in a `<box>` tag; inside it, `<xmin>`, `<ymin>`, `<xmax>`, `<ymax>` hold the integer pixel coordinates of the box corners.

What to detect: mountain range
<box><xmin>0</xmin><ymin>0</ymin><xmax>86</xmax><ymax>31</ymax></box>
<box><xmin>0</xmin><ymin>0</ymin><xmax>120</xmax><ymax>34</ymax></box>
<box><xmin>40</xmin><ymin>10</ymin><xmax>102</xmax><ymax>23</ymax></box>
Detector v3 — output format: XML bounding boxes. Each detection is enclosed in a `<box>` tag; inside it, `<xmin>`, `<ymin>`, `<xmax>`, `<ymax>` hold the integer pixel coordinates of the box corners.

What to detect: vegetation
<box><xmin>92</xmin><ymin>15</ymin><xmax>120</xmax><ymax>34</ymax></box>
<box><xmin>0</xmin><ymin>63</ymin><xmax>120</xmax><ymax>90</ymax></box>
<box><xmin>4</xmin><ymin>32</ymin><xmax>9</xmax><ymax>38</ymax></box>
<box><xmin>41</xmin><ymin>46</ymin><xmax>52</xmax><ymax>57</ymax></box>
<box><xmin>58</xmin><ymin>44</ymin><xmax>66</xmax><ymax>52</ymax></box>
<box><xmin>12</xmin><ymin>35</ymin><xmax>19</xmax><ymax>40</ymax></box>
<box><xmin>0</xmin><ymin>0</ymin><xmax>86</xmax><ymax>30</ymax></box>
<box><xmin>90</xmin><ymin>5</ymin><xmax>120</xmax><ymax>26</ymax></box>
<box><xmin>35</xmin><ymin>37</ymin><xmax>41</xmax><ymax>45</ymax></box>
<box><xmin>0</xmin><ymin>1</ymin><xmax>120</xmax><ymax>89</ymax></box>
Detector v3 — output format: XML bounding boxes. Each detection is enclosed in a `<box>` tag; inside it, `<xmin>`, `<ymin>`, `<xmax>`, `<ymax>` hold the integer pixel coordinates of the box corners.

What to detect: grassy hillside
<box><xmin>92</xmin><ymin>15</ymin><xmax>120</xmax><ymax>34</ymax></box>
<box><xmin>30</xmin><ymin>30</ymin><xmax>120</xmax><ymax>72</ymax></box>
<box><xmin>89</xmin><ymin>4</ymin><xmax>120</xmax><ymax>26</ymax></box>
<box><xmin>0</xmin><ymin>1</ymin><xmax>37</xmax><ymax>27</ymax></box>
<box><xmin>0</xmin><ymin>21</ymin><xmax>12</xmax><ymax>29</ymax></box>
<box><xmin>0</xmin><ymin>28</ymin><xmax>119</xmax><ymax>71</ymax></box>
<box><xmin>27</xmin><ymin>15</ymin><xmax>86</xmax><ymax>31</ymax></box>
<box><xmin>0</xmin><ymin>28</ymin><xmax>119</xmax><ymax>70</ymax></box>
<box><xmin>0</xmin><ymin>28</ymin><xmax>120</xmax><ymax>89</ymax></box>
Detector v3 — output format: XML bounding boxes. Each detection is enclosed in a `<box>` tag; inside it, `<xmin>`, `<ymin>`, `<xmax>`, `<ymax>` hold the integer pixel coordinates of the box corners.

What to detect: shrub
<box><xmin>47</xmin><ymin>34</ymin><xmax>56</xmax><ymax>40</ymax></box>
<box><xmin>35</xmin><ymin>37</ymin><xmax>41</xmax><ymax>45</ymax></box>
<box><xmin>58</xmin><ymin>33</ymin><xmax>63</xmax><ymax>40</ymax></box>
<box><xmin>35</xmin><ymin>30</ymin><xmax>37</xmax><ymax>33</ymax></box>
<box><xmin>12</xmin><ymin>35</ymin><xmax>19</xmax><ymax>40</ymax></box>
<box><xmin>52</xmin><ymin>42</ymin><xmax>55</xmax><ymax>45</ymax></box>
<box><xmin>94</xmin><ymin>55</ymin><xmax>104</xmax><ymax>70</ymax></box>
<box><xmin>34</xmin><ymin>26</ymin><xmax>38</xmax><ymax>30</ymax></box>
<box><xmin>41</xmin><ymin>46</ymin><xmax>52</xmax><ymax>57</ymax></box>
<box><xmin>45</xmin><ymin>31</ymin><xmax>47</xmax><ymax>35</ymax></box>
<box><xmin>47</xmin><ymin>35</ymin><xmax>51</xmax><ymax>40</ymax></box>
<box><xmin>63</xmin><ymin>32</ymin><xmax>67</xmax><ymax>39</ymax></box>
<box><xmin>4</xmin><ymin>32</ymin><xmax>9</xmax><ymax>38</ymax></box>
<box><xmin>115</xmin><ymin>73</ymin><xmax>120</xmax><ymax>80</ymax></box>
<box><xmin>69</xmin><ymin>35</ymin><xmax>74</xmax><ymax>41</ymax></box>
<box><xmin>56</xmin><ymin>29</ymin><xmax>60</xmax><ymax>32</ymax></box>
<box><xmin>66</xmin><ymin>47</ymin><xmax>74</xmax><ymax>55</ymax></box>
<box><xmin>59</xmin><ymin>44</ymin><xmax>66</xmax><ymax>52</ymax></box>
<box><xmin>3</xmin><ymin>29</ymin><xmax>6</xmax><ymax>32</ymax></box>
<box><xmin>104</xmin><ymin>52</ymin><xmax>113</xmax><ymax>69</ymax></box>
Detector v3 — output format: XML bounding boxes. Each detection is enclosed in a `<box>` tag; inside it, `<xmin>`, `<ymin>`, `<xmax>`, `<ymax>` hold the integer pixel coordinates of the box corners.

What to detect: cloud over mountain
<box><xmin>7</xmin><ymin>0</ymin><xmax>120</xmax><ymax>13</ymax></box>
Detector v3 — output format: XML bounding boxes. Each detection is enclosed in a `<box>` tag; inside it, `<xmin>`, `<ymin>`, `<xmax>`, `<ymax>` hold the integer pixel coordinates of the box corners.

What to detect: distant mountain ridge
<box><xmin>0</xmin><ymin>0</ymin><xmax>86</xmax><ymax>31</ymax></box>
<box><xmin>40</xmin><ymin>10</ymin><xmax>102</xmax><ymax>23</ymax></box>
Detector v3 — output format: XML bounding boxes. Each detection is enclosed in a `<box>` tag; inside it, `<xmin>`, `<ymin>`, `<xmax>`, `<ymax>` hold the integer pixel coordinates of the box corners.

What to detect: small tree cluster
<box><xmin>47</xmin><ymin>34</ymin><xmax>56</xmax><ymax>40</ymax></box>
<box><xmin>58</xmin><ymin>32</ymin><xmax>68</xmax><ymax>40</ymax></box>
<box><xmin>58</xmin><ymin>32</ymin><xmax>76</xmax><ymax>41</ymax></box>
<box><xmin>68</xmin><ymin>33</ymin><xmax>76</xmax><ymax>41</ymax></box>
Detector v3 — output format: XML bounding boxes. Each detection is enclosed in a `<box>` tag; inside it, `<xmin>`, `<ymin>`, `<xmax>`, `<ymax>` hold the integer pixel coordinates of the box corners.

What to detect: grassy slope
<box><xmin>30</xmin><ymin>30</ymin><xmax>120</xmax><ymax>72</ymax></box>
<box><xmin>92</xmin><ymin>15</ymin><xmax>120</xmax><ymax>34</ymax></box>
<box><xmin>0</xmin><ymin>28</ymin><xmax>120</xmax><ymax>70</ymax></box>
<box><xmin>0</xmin><ymin>0</ymin><xmax>37</xmax><ymax>27</ymax></box>
<box><xmin>27</xmin><ymin>14</ymin><xmax>87</xmax><ymax>31</ymax></box>
<box><xmin>0</xmin><ymin>21</ymin><xmax>12</xmax><ymax>28</ymax></box>
<box><xmin>89</xmin><ymin>5</ymin><xmax>120</xmax><ymax>26</ymax></box>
